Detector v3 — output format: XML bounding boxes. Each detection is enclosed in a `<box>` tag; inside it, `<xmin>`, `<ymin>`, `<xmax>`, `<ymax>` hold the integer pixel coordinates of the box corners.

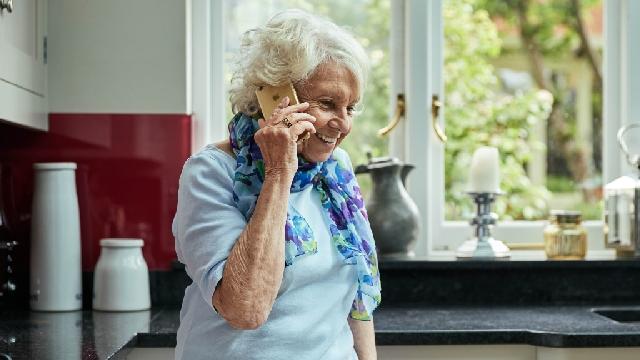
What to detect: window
<box><xmin>406</xmin><ymin>0</ymin><xmax>640</xmax><ymax>257</ymax></box>
<box><xmin>192</xmin><ymin>0</ymin><xmax>640</xmax><ymax>258</ymax></box>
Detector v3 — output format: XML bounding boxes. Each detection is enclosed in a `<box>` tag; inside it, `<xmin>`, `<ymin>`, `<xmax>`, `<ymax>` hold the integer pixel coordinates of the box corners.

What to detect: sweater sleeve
<box><xmin>172</xmin><ymin>149</ymin><xmax>246</xmax><ymax>313</ymax></box>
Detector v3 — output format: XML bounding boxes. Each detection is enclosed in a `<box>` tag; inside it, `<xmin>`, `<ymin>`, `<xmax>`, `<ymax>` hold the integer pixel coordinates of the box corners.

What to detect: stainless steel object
<box><xmin>0</xmin><ymin>336</ymin><xmax>15</xmax><ymax>359</ymax></box>
<box><xmin>604</xmin><ymin>124</ymin><xmax>640</xmax><ymax>258</ymax></box>
<box><xmin>0</xmin><ymin>164</ymin><xmax>17</xmax><ymax>300</ymax></box>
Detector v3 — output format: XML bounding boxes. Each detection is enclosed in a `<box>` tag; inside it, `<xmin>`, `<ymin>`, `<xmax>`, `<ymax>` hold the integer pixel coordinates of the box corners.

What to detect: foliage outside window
<box><xmin>444</xmin><ymin>0</ymin><xmax>603</xmax><ymax>221</ymax></box>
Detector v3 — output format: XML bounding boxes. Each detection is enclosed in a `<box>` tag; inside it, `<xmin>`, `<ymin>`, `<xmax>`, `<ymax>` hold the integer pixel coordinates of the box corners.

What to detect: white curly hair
<box><xmin>228</xmin><ymin>9</ymin><xmax>369</xmax><ymax>117</ymax></box>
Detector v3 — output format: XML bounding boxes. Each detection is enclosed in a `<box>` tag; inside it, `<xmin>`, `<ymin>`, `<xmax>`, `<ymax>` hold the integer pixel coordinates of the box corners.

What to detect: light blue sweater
<box><xmin>173</xmin><ymin>145</ymin><xmax>359</xmax><ymax>360</ymax></box>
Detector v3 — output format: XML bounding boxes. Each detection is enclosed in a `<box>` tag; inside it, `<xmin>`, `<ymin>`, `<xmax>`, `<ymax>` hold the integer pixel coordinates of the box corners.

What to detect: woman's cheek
<box><xmin>336</xmin><ymin>131</ymin><xmax>349</xmax><ymax>146</ymax></box>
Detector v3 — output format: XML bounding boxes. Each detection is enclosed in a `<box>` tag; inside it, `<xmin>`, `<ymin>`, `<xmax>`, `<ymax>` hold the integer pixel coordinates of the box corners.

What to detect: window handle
<box><xmin>432</xmin><ymin>94</ymin><xmax>447</xmax><ymax>143</ymax></box>
<box><xmin>377</xmin><ymin>94</ymin><xmax>405</xmax><ymax>137</ymax></box>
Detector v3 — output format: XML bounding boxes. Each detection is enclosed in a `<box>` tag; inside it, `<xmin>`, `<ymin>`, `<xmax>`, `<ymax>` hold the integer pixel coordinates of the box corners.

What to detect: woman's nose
<box><xmin>328</xmin><ymin>118</ymin><xmax>346</xmax><ymax>132</ymax></box>
<box><xmin>328</xmin><ymin>109</ymin><xmax>350</xmax><ymax>130</ymax></box>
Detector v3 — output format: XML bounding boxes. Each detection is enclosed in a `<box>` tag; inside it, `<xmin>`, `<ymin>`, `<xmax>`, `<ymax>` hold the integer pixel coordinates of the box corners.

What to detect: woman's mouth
<box><xmin>315</xmin><ymin>132</ymin><xmax>339</xmax><ymax>144</ymax></box>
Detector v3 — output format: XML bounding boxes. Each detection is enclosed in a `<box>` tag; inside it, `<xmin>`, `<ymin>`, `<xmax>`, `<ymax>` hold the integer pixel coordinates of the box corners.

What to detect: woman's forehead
<box><xmin>298</xmin><ymin>65</ymin><xmax>359</xmax><ymax>101</ymax></box>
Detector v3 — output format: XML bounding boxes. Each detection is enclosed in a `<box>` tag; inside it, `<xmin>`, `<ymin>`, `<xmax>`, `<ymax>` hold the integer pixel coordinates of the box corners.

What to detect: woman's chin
<box><xmin>299</xmin><ymin>146</ymin><xmax>334</xmax><ymax>163</ymax></box>
<box><xmin>300</xmin><ymin>152</ymin><xmax>332</xmax><ymax>163</ymax></box>
<box><xmin>298</xmin><ymin>136</ymin><xmax>338</xmax><ymax>163</ymax></box>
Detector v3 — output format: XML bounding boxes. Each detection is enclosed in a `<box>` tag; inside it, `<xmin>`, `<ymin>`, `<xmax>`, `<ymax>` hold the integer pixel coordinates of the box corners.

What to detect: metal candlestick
<box><xmin>455</xmin><ymin>192</ymin><xmax>511</xmax><ymax>259</ymax></box>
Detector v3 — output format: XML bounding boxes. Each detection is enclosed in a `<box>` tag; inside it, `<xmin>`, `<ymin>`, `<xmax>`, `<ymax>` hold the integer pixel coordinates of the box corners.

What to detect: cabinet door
<box><xmin>0</xmin><ymin>0</ymin><xmax>46</xmax><ymax>95</ymax></box>
<box><xmin>537</xmin><ymin>347</ymin><xmax>640</xmax><ymax>360</ymax></box>
<box><xmin>0</xmin><ymin>0</ymin><xmax>47</xmax><ymax>130</ymax></box>
<box><xmin>377</xmin><ymin>345</ymin><xmax>536</xmax><ymax>360</ymax></box>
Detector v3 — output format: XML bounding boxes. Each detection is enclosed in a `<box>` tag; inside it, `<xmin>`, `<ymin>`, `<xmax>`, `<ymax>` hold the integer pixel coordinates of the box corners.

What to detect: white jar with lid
<box><xmin>93</xmin><ymin>238</ymin><xmax>150</xmax><ymax>311</ymax></box>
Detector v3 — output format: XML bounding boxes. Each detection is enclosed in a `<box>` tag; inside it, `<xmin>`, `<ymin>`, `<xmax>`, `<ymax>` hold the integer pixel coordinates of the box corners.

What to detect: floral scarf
<box><xmin>229</xmin><ymin>113</ymin><xmax>381</xmax><ymax>320</ymax></box>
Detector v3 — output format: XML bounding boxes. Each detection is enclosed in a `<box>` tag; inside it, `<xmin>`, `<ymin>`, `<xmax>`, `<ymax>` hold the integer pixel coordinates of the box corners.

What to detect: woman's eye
<box><xmin>319</xmin><ymin>100</ymin><xmax>334</xmax><ymax>108</ymax></box>
<box><xmin>347</xmin><ymin>106</ymin><xmax>355</xmax><ymax>115</ymax></box>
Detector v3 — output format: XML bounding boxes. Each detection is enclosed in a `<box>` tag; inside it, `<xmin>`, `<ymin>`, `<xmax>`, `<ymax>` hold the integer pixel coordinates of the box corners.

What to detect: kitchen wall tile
<box><xmin>0</xmin><ymin>114</ymin><xmax>191</xmax><ymax>277</ymax></box>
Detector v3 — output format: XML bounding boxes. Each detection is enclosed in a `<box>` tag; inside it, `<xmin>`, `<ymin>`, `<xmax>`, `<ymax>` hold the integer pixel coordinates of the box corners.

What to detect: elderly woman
<box><xmin>172</xmin><ymin>9</ymin><xmax>381</xmax><ymax>360</ymax></box>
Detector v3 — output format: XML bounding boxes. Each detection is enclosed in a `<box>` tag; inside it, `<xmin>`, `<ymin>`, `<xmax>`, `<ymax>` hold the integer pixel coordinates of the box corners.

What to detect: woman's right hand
<box><xmin>255</xmin><ymin>97</ymin><xmax>316</xmax><ymax>178</ymax></box>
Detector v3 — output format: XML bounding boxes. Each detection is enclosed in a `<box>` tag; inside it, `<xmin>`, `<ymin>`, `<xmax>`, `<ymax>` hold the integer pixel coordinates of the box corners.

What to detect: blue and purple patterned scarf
<box><xmin>229</xmin><ymin>113</ymin><xmax>381</xmax><ymax>320</ymax></box>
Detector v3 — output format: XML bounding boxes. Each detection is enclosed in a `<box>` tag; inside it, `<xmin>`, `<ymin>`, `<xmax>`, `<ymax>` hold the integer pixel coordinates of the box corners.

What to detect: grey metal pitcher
<box><xmin>355</xmin><ymin>156</ymin><xmax>420</xmax><ymax>257</ymax></box>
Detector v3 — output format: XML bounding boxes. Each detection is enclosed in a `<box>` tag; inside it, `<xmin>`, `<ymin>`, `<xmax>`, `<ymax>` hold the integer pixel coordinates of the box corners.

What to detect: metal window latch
<box><xmin>0</xmin><ymin>0</ymin><xmax>13</xmax><ymax>13</ymax></box>
<box><xmin>377</xmin><ymin>94</ymin><xmax>406</xmax><ymax>137</ymax></box>
<box><xmin>376</xmin><ymin>93</ymin><xmax>447</xmax><ymax>143</ymax></box>
<box><xmin>431</xmin><ymin>94</ymin><xmax>447</xmax><ymax>143</ymax></box>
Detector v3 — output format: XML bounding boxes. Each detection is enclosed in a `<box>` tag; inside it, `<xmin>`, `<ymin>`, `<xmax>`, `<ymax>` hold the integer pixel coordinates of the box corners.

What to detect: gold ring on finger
<box><xmin>280</xmin><ymin>117</ymin><xmax>293</xmax><ymax>128</ymax></box>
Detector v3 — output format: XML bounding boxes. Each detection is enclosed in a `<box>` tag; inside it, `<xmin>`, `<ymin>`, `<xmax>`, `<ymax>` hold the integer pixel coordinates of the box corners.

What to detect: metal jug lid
<box><xmin>366</xmin><ymin>156</ymin><xmax>403</xmax><ymax>169</ymax></box>
<box><xmin>355</xmin><ymin>152</ymin><xmax>404</xmax><ymax>172</ymax></box>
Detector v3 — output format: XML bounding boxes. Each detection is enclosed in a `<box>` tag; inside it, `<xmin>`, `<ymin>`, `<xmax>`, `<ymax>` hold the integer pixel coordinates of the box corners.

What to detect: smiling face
<box><xmin>295</xmin><ymin>63</ymin><xmax>359</xmax><ymax>163</ymax></box>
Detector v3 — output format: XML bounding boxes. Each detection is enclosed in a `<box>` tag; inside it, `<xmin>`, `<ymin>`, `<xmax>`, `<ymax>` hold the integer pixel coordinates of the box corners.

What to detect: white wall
<box><xmin>47</xmin><ymin>0</ymin><xmax>188</xmax><ymax>114</ymax></box>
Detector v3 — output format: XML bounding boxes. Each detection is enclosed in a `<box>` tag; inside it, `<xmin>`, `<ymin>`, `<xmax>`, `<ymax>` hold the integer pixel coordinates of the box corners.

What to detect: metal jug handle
<box><xmin>617</xmin><ymin>123</ymin><xmax>640</xmax><ymax>168</ymax></box>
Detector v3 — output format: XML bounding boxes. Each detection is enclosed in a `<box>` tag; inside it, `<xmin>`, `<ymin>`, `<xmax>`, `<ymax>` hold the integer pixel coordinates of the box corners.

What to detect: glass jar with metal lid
<box><xmin>544</xmin><ymin>210</ymin><xmax>587</xmax><ymax>260</ymax></box>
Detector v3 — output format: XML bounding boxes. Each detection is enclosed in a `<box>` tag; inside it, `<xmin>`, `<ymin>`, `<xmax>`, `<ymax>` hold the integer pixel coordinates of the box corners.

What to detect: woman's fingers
<box><xmin>289</xmin><ymin>119</ymin><xmax>316</xmax><ymax>140</ymax></box>
<box><xmin>269</xmin><ymin>112</ymin><xmax>316</xmax><ymax>131</ymax></box>
<box><xmin>287</xmin><ymin>112</ymin><xmax>316</xmax><ymax>125</ymax></box>
<box><xmin>269</xmin><ymin>100</ymin><xmax>310</xmax><ymax>125</ymax></box>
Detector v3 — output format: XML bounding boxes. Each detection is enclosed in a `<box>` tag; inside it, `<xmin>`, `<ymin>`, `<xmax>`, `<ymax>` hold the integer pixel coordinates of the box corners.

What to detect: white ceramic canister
<box><xmin>30</xmin><ymin>162</ymin><xmax>82</xmax><ymax>311</ymax></box>
<box><xmin>93</xmin><ymin>238</ymin><xmax>150</xmax><ymax>311</ymax></box>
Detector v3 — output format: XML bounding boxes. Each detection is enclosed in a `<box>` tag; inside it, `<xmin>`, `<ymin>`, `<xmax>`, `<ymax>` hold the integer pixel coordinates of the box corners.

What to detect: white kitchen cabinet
<box><xmin>120</xmin><ymin>345</ymin><xmax>640</xmax><ymax>359</ymax></box>
<box><xmin>126</xmin><ymin>348</ymin><xmax>174</xmax><ymax>360</ymax></box>
<box><xmin>536</xmin><ymin>347</ymin><xmax>640</xmax><ymax>360</ymax></box>
<box><xmin>378</xmin><ymin>345</ymin><xmax>536</xmax><ymax>360</ymax></box>
<box><xmin>0</xmin><ymin>0</ymin><xmax>47</xmax><ymax>131</ymax></box>
<box><xmin>377</xmin><ymin>345</ymin><xmax>640</xmax><ymax>360</ymax></box>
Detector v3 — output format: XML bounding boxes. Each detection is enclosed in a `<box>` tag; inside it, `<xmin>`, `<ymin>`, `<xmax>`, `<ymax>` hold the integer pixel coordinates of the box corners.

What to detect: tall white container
<box><xmin>30</xmin><ymin>162</ymin><xmax>82</xmax><ymax>311</ymax></box>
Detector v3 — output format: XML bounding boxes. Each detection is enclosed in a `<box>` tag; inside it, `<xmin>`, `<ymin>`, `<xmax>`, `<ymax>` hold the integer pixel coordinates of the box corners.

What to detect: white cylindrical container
<box><xmin>30</xmin><ymin>162</ymin><xmax>82</xmax><ymax>311</ymax></box>
<box><xmin>93</xmin><ymin>238</ymin><xmax>150</xmax><ymax>311</ymax></box>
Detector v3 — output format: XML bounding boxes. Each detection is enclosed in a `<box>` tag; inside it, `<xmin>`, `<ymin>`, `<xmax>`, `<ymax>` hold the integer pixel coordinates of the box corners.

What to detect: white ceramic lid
<box><xmin>100</xmin><ymin>238</ymin><xmax>144</xmax><ymax>247</ymax></box>
<box><xmin>33</xmin><ymin>162</ymin><xmax>77</xmax><ymax>170</ymax></box>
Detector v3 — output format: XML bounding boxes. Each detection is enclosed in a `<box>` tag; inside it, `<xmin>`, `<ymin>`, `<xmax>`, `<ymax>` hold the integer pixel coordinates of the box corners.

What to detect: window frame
<box><xmin>193</xmin><ymin>0</ymin><xmax>640</xmax><ymax>258</ymax></box>
<box><xmin>190</xmin><ymin>0</ymin><xmax>227</xmax><ymax>154</ymax></box>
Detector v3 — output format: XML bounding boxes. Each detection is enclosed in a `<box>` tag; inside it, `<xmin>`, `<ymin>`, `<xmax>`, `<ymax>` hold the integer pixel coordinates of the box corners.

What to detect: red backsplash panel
<box><xmin>0</xmin><ymin>114</ymin><xmax>191</xmax><ymax>271</ymax></box>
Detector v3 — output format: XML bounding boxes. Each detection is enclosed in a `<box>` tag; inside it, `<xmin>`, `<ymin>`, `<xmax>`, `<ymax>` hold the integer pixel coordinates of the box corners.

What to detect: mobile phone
<box><xmin>255</xmin><ymin>82</ymin><xmax>300</xmax><ymax>120</ymax></box>
<box><xmin>255</xmin><ymin>82</ymin><xmax>310</xmax><ymax>143</ymax></box>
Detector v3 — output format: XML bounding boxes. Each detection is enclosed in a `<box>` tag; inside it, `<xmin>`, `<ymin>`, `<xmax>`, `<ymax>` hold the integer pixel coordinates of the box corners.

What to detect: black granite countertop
<box><xmin>3</xmin><ymin>305</ymin><xmax>640</xmax><ymax>359</ymax></box>
<box><xmin>3</xmin><ymin>259</ymin><xmax>640</xmax><ymax>358</ymax></box>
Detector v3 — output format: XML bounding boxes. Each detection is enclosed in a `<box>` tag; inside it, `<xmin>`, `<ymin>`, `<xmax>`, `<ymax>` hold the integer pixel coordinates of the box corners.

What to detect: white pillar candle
<box><xmin>468</xmin><ymin>146</ymin><xmax>501</xmax><ymax>192</ymax></box>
